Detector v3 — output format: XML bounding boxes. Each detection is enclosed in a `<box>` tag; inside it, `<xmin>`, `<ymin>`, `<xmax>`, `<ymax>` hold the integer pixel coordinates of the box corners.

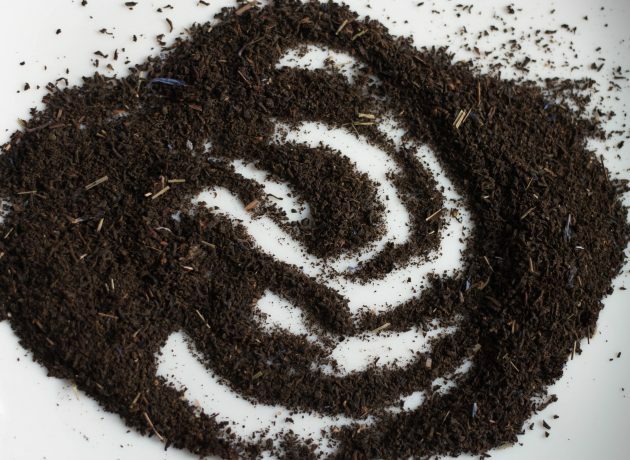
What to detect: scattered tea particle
<box><xmin>124</xmin><ymin>2</ymin><xmax>137</xmax><ymax>9</ymax></box>
<box><xmin>84</xmin><ymin>175</ymin><xmax>108</xmax><ymax>190</ymax></box>
<box><xmin>150</xmin><ymin>186</ymin><xmax>170</xmax><ymax>200</ymax></box>
<box><xmin>509</xmin><ymin>320</ymin><xmax>516</xmax><ymax>334</ymax></box>
<box><xmin>528</xmin><ymin>257</ymin><xmax>535</xmax><ymax>273</ymax></box>
<box><xmin>453</xmin><ymin>108</ymin><xmax>471</xmax><ymax>129</ymax></box>
<box><xmin>351</xmin><ymin>29</ymin><xmax>367</xmax><ymax>41</ymax></box>
<box><xmin>235</xmin><ymin>2</ymin><xmax>256</xmax><ymax>16</ymax></box>
<box><xmin>483</xmin><ymin>256</ymin><xmax>494</xmax><ymax>271</ymax></box>
<box><xmin>143</xmin><ymin>412</ymin><xmax>164</xmax><ymax>442</ymax></box>
<box><xmin>130</xmin><ymin>392</ymin><xmax>141</xmax><ymax>408</ymax></box>
<box><xmin>194</xmin><ymin>309</ymin><xmax>211</xmax><ymax>329</ymax></box>
<box><xmin>335</xmin><ymin>19</ymin><xmax>349</xmax><ymax>35</ymax></box>
<box><xmin>542</xmin><ymin>420</ymin><xmax>551</xmax><ymax>430</ymax></box>
<box><xmin>544</xmin><ymin>432</ymin><xmax>550</xmax><ymax>438</ymax></box>
<box><xmin>97</xmin><ymin>312</ymin><xmax>119</xmax><ymax>320</ymax></box>
<box><xmin>495</xmin><ymin>443</ymin><xmax>513</xmax><ymax>450</ymax></box>
<box><xmin>520</xmin><ymin>207</ymin><xmax>535</xmax><ymax>220</ymax></box>
<box><xmin>244</xmin><ymin>199</ymin><xmax>260</xmax><ymax>212</ymax></box>
<box><xmin>370</xmin><ymin>322</ymin><xmax>391</xmax><ymax>334</ymax></box>
<box><xmin>166</xmin><ymin>18</ymin><xmax>173</xmax><ymax>33</ymax></box>
<box><xmin>55</xmin><ymin>29</ymin><xmax>61</xmax><ymax>35</ymax></box>
<box><xmin>425</xmin><ymin>208</ymin><xmax>444</xmax><ymax>222</ymax></box>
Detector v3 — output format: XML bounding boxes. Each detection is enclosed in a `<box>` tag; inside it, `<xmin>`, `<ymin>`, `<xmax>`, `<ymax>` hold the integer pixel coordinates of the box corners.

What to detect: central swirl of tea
<box><xmin>156</xmin><ymin>44</ymin><xmax>477</xmax><ymax>431</ymax></box>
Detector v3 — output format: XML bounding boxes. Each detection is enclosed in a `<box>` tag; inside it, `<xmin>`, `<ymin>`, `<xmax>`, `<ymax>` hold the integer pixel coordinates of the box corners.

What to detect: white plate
<box><xmin>0</xmin><ymin>1</ymin><xmax>629</xmax><ymax>459</ymax></box>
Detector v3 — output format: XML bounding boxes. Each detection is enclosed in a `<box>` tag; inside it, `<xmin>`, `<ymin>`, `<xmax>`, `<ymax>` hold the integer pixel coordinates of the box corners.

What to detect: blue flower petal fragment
<box><xmin>148</xmin><ymin>77</ymin><xmax>187</xmax><ymax>87</ymax></box>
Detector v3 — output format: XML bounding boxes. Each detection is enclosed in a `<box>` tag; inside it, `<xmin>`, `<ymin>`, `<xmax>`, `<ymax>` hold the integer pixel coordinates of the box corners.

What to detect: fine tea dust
<box><xmin>0</xmin><ymin>1</ymin><xmax>628</xmax><ymax>459</ymax></box>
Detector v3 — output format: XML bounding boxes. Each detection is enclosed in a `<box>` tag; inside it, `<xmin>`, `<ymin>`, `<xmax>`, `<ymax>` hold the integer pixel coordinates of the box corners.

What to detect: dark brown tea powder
<box><xmin>0</xmin><ymin>1</ymin><xmax>628</xmax><ymax>459</ymax></box>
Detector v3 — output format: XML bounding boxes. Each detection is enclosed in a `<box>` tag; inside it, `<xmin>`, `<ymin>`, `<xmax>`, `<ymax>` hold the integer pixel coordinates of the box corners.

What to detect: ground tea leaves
<box><xmin>0</xmin><ymin>1</ymin><xmax>628</xmax><ymax>459</ymax></box>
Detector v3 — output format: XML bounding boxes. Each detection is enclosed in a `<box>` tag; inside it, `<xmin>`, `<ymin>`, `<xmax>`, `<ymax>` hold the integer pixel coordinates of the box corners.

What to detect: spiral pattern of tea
<box><xmin>0</xmin><ymin>2</ymin><xmax>627</xmax><ymax>458</ymax></box>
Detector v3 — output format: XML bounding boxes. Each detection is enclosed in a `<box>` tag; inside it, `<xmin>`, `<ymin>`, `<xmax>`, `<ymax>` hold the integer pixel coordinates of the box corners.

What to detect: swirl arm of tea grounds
<box><xmin>0</xmin><ymin>1</ymin><xmax>628</xmax><ymax>459</ymax></box>
<box><xmin>306</xmin><ymin>8</ymin><xmax>630</xmax><ymax>459</ymax></box>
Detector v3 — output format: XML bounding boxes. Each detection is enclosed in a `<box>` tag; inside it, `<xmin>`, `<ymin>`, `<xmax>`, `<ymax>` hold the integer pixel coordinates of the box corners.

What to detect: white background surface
<box><xmin>0</xmin><ymin>1</ymin><xmax>629</xmax><ymax>459</ymax></box>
